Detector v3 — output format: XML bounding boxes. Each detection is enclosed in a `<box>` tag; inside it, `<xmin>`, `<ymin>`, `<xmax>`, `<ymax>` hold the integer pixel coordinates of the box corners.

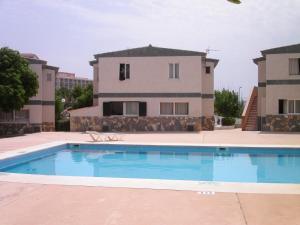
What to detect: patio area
<box><xmin>0</xmin><ymin>130</ymin><xmax>300</xmax><ymax>225</ymax></box>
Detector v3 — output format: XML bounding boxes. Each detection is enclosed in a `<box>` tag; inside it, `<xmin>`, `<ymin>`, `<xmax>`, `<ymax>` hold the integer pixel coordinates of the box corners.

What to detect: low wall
<box><xmin>0</xmin><ymin>122</ymin><xmax>55</xmax><ymax>137</ymax></box>
<box><xmin>0</xmin><ymin>123</ymin><xmax>41</xmax><ymax>137</ymax></box>
<box><xmin>70</xmin><ymin>116</ymin><xmax>214</xmax><ymax>132</ymax></box>
<box><xmin>262</xmin><ymin>115</ymin><xmax>300</xmax><ymax>132</ymax></box>
<box><xmin>41</xmin><ymin>122</ymin><xmax>55</xmax><ymax>132</ymax></box>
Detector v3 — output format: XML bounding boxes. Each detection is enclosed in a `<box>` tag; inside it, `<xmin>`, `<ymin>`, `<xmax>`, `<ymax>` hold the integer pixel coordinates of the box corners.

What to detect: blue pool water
<box><xmin>0</xmin><ymin>144</ymin><xmax>300</xmax><ymax>184</ymax></box>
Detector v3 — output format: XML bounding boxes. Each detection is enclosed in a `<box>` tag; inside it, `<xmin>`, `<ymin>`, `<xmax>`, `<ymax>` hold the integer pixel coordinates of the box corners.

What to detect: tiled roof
<box><xmin>94</xmin><ymin>45</ymin><xmax>206</xmax><ymax>58</ymax></box>
<box><xmin>261</xmin><ymin>43</ymin><xmax>300</xmax><ymax>56</ymax></box>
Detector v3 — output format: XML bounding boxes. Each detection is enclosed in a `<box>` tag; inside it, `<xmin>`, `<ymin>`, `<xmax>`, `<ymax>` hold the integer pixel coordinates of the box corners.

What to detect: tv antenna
<box><xmin>205</xmin><ymin>47</ymin><xmax>220</xmax><ymax>55</ymax></box>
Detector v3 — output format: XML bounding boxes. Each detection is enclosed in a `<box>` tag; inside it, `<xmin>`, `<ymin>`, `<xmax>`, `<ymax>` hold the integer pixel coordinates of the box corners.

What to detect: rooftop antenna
<box><xmin>205</xmin><ymin>47</ymin><xmax>220</xmax><ymax>55</ymax></box>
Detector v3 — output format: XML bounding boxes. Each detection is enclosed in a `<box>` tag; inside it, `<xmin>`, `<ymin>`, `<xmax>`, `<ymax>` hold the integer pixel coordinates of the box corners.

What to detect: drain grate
<box><xmin>197</xmin><ymin>191</ymin><xmax>216</xmax><ymax>195</ymax></box>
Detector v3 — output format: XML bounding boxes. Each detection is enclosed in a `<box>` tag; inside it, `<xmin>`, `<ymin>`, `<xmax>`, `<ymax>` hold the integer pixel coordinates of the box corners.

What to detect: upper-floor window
<box><xmin>279</xmin><ymin>99</ymin><xmax>300</xmax><ymax>114</ymax></box>
<box><xmin>47</xmin><ymin>73</ymin><xmax>52</xmax><ymax>81</ymax></box>
<box><xmin>289</xmin><ymin>58</ymin><xmax>300</xmax><ymax>75</ymax></box>
<box><xmin>206</xmin><ymin>66</ymin><xmax>211</xmax><ymax>74</ymax></box>
<box><xmin>169</xmin><ymin>63</ymin><xmax>179</xmax><ymax>79</ymax></box>
<box><xmin>119</xmin><ymin>64</ymin><xmax>130</xmax><ymax>81</ymax></box>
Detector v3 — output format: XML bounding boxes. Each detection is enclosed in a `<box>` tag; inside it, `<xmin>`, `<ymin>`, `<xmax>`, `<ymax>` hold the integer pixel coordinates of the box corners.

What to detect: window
<box><xmin>111</xmin><ymin>102</ymin><xmax>123</xmax><ymax>115</ymax></box>
<box><xmin>160</xmin><ymin>102</ymin><xmax>189</xmax><ymax>115</ymax></box>
<box><xmin>103</xmin><ymin>102</ymin><xmax>147</xmax><ymax>116</ymax></box>
<box><xmin>125</xmin><ymin>102</ymin><xmax>139</xmax><ymax>115</ymax></box>
<box><xmin>0</xmin><ymin>111</ymin><xmax>13</xmax><ymax>122</ymax></box>
<box><xmin>47</xmin><ymin>73</ymin><xmax>52</xmax><ymax>81</ymax></box>
<box><xmin>119</xmin><ymin>64</ymin><xmax>130</xmax><ymax>80</ymax></box>
<box><xmin>175</xmin><ymin>103</ymin><xmax>189</xmax><ymax>115</ymax></box>
<box><xmin>160</xmin><ymin>103</ymin><xmax>174</xmax><ymax>115</ymax></box>
<box><xmin>206</xmin><ymin>66</ymin><xmax>211</xmax><ymax>74</ymax></box>
<box><xmin>288</xmin><ymin>100</ymin><xmax>295</xmax><ymax>114</ymax></box>
<box><xmin>279</xmin><ymin>99</ymin><xmax>300</xmax><ymax>114</ymax></box>
<box><xmin>0</xmin><ymin>110</ymin><xmax>29</xmax><ymax>122</ymax></box>
<box><xmin>169</xmin><ymin>63</ymin><xmax>179</xmax><ymax>79</ymax></box>
<box><xmin>289</xmin><ymin>58</ymin><xmax>300</xmax><ymax>75</ymax></box>
<box><xmin>15</xmin><ymin>110</ymin><xmax>29</xmax><ymax>122</ymax></box>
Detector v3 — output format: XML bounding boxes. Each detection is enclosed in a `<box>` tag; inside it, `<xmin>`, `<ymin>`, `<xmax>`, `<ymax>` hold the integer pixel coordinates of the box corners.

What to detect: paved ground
<box><xmin>0</xmin><ymin>130</ymin><xmax>300</xmax><ymax>225</ymax></box>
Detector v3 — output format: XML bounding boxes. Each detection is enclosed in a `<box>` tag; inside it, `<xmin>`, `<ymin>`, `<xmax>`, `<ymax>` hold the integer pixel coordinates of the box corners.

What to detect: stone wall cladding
<box><xmin>201</xmin><ymin>116</ymin><xmax>215</xmax><ymax>131</ymax></box>
<box><xmin>263</xmin><ymin>115</ymin><xmax>300</xmax><ymax>132</ymax></box>
<box><xmin>41</xmin><ymin>122</ymin><xmax>55</xmax><ymax>132</ymax></box>
<box><xmin>70</xmin><ymin>116</ymin><xmax>215</xmax><ymax>132</ymax></box>
<box><xmin>0</xmin><ymin>123</ymin><xmax>41</xmax><ymax>137</ymax></box>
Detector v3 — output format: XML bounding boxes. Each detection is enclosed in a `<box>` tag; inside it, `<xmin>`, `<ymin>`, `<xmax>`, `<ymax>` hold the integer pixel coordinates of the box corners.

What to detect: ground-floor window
<box><xmin>175</xmin><ymin>103</ymin><xmax>189</xmax><ymax>115</ymax></box>
<box><xmin>279</xmin><ymin>99</ymin><xmax>300</xmax><ymax>114</ymax></box>
<box><xmin>103</xmin><ymin>102</ymin><xmax>146</xmax><ymax>116</ymax></box>
<box><xmin>125</xmin><ymin>102</ymin><xmax>139</xmax><ymax>116</ymax></box>
<box><xmin>160</xmin><ymin>103</ymin><xmax>174</xmax><ymax>115</ymax></box>
<box><xmin>0</xmin><ymin>110</ymin><xmax>29</xmax><ymax>122</ymax></box>
<box><xmin>160</xmin><ymin>102</ymin><xmax>189</xmax><ymax>116</ymax></box>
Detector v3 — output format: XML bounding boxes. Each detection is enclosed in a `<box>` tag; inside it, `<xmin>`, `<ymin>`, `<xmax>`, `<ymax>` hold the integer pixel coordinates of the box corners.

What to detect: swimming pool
<box><xmin>0</xmin><ymin>143</ymin><xmax>300</xmax><ymax>184</ymax></box>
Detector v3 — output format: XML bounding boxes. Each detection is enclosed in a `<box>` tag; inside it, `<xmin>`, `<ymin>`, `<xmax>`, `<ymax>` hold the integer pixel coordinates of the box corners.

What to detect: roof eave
<box><xmin>89</xmin><ymin>60</ymin><xmax>98</xmax><ymax>66</ymax></box>
<box><xmin>206</xmin><ymin>58</ymin><xmax>219</xmax><ymax>68</ymax></box>
<box><xmin>42</xmin><ymin>64</ymin><xmax>59</xmax><ymax>73</ymax></box>
<box><xmin>253</xmin><ymin>57</ymin><xmax>265</xmax><ymax>65</ymax></box>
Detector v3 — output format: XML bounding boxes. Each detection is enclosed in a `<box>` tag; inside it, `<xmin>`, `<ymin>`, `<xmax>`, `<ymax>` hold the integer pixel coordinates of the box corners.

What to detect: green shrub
<box><xmin>55</xmin><ymin>119</ymin><xmax>70</xmax><ymax>131</ymax></box>
<box><xmin>222</xmin><ymin>117</ymin><xmax>236</xmax><ymax>126</ymax></box>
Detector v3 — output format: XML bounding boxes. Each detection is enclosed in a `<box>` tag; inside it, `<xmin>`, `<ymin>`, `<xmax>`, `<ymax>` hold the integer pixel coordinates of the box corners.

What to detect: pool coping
<box><xmin>0</xmin><ymin>141</ymin><xmax>300</xmax><ymax>195</ymax></box>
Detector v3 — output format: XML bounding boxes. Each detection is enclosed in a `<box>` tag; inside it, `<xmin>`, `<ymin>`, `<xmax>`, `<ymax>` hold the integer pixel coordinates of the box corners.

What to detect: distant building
<box><xmin>56</xmin><ymin>72</ymin><xmax>92</xmax><ymax>90</ymax></box>
<box><xmin>0</xmin><ymin>53</ymin><xmax>58</xmax><ymax>134</ymax></box>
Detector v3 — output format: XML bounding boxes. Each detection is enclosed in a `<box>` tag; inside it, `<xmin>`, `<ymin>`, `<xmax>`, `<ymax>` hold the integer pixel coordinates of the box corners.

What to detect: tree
<box><xmin>214</xmin><ymin>89</ymin><xmax>243</xmax><ymax>118</ymax></box>
<box><xmin>0</xmin><ymin>47</ymin><xmax>39</xmax><ymax>112</ymax></box>
<box><xmin>72</xmin><ymin>84</ymin><xmax>93</xmax><ymax>109</ymax></box>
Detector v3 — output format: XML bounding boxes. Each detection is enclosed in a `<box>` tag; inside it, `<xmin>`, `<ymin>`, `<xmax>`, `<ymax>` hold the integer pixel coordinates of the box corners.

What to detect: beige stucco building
<box><xmin>70</xmin><ymin>45</ymin><xmax>218</xmax><ymax>132</ymax></box>
<box><xmin>243</xmin><ymin>44</ymin><xmax>300</xmax><ymax>132</ymax></box>
<box><xmin>0</xmin><ymin>53</ymin><xmax>58</xmax><ymax>134</ymax></box>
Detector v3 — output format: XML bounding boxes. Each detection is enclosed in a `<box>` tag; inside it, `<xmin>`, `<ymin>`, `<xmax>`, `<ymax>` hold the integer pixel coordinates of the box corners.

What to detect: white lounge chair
<box><xmin>86</xmin><ymin>131</ymin><xmax>105</xmax><ymax>142</ymax></box>
<box><xmin>86</xmin><ymin>131</ymin><xmax>122</xmax><ymax>142</ymax></box>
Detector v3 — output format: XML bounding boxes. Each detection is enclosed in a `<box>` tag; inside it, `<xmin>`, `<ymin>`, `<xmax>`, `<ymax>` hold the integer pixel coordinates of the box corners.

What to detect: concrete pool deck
<box><xmin>0</xmin><ymin>130</ymin><xmax>300</xmax><ymax>225</ymax></box>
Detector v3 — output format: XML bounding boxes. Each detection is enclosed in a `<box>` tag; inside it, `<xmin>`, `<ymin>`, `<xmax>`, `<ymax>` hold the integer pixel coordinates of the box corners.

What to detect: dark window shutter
<box><xmin>298</xmin><ymin>59</ymin><xmax>300</xmax><ymax>73</ymax></box>
<box><xmin>126</xmin><ymin>64</ymin><xmax>130</xmax><ymax>79</ymax></box>
<box><xmin>103</xmin><ymin>102</ymin><xmax>111</xmax><ymax>116</ymax></box>
<box><xmin>139</xmin><ymin>102</ymin><xmax>147</xmax><ymax>116</ymax></box>
<box><xmin>119</xmin><ymin>64</ymin><xmax>125</xmax><ymax>81</ymax></box>
<box><xmin>278</xmin><ymin>99</ymin><xmax>284</xmax><ymax>114</ymax></box>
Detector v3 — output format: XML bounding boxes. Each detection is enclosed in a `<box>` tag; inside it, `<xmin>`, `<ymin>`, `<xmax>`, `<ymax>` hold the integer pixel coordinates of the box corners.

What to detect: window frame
<box><xmin>175</xmin><ymin>102</ymin><xmax>189</xmax><ymax>115</ymax></box>
<box><xmin>160</xmin><ymin>102</ymin><xmax>174</xmax><ymax>116</ymax></box>
<box><xmin>279</xmin><ymin>99</ymin><xmax>300</xmax><ymax>115</ymax></box>
<box><xmin>46</xmin><ymin>73</ymin><xmax>52</xmax><ymax>81</ymax></box>
<box><xmin>289</xmin><ymin>58</ymin><xmax>300</xmax><ymax>76</ymax></box>
<box><xmin>119</xmin><ymin>63</ymin><xmax>130</xmax><ymax>81</ymax></box>
<box><xmin>169</xmin><ymin>63</ymin><xmax>180</xmax><ymax>79</ymax></box>
<box><xmin>160</xmin><ymin>102</ymin><xmax>189</xmax><ymax>116</ymax></box>
<box><xmin>124</xmin><ymin>102</ymin><xmax>139</xmax><ymax>116</ymax></box>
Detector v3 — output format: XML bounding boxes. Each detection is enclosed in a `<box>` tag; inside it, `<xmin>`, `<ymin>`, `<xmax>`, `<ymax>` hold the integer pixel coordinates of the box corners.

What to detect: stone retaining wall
<box><xmin>42</xmin><ymin>122</ymin><xmax>55</xmax><ymax>132</ymax></box>
<box><xmin>0</xmin><ymin>123</ymin><xmax>41</xmax><ymax>137</ymax></box>
<box><xmin>70</xmin><ymin>116</ymin><xmax>214</xmax><ymax>132</ymax></box>
<box><xmin>263</xmin><ymin>115</ymin><xmax>300</xmax><ymax>132</ymax></box>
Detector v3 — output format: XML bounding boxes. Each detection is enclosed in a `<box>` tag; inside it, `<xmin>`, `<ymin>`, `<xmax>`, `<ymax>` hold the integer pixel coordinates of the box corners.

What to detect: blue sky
<box><xmin>0</xmin><ymin>0</ymin><xmax>299</xmax><ymax>98</ymax></box>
